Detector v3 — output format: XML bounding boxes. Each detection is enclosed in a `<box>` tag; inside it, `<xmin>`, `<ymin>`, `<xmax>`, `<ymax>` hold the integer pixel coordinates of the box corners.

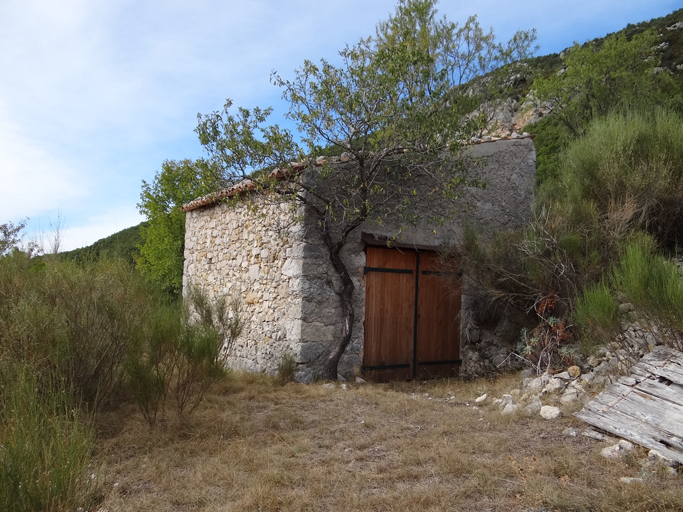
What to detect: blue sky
<box><xmin>1</xmin><ymin>0</ymin><xmax>680</xmax><ymax>251</ymax></box>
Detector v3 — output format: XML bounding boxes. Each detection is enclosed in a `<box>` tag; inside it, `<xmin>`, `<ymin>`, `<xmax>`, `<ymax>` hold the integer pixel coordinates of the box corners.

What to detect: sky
<box><xmin>1</xmin><ymin>0</ymin><xmax>681</xmax><ymax>251</ymax></box>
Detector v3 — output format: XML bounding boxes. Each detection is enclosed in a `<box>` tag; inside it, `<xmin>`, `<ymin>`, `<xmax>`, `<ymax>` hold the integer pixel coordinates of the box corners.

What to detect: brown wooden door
<box><xmin>363</xmin><ymin>246</ymin><xmax>461</xmax><ymax>381</ymax></box>
<box><xmin>363</xmin><ymin>248</ymin><xmax>416</xmax><ymax>381</ymax></box>
<box><xmin>415</xmin><ymin>252</ymin><xmax>462</xmax><ymax>379</ymax></box>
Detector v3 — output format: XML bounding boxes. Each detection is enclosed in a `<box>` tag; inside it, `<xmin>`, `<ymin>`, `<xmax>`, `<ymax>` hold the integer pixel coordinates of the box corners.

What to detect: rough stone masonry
<box><xmin>183</xmin><ymin>136</ymin><xmax>537</xmax><ymax>381</ymax></box>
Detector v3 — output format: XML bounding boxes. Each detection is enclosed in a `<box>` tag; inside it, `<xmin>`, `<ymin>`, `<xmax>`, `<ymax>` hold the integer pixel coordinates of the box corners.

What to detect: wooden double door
<box><xmin>362</xmin><ymin>246</ymin><xmax>462</xmax><ymax>381</ymax></box>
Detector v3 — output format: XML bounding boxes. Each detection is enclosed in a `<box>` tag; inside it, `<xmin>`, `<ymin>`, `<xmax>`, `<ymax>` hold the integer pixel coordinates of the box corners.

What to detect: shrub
<box><xmin>0</xmin><ymin>367</ymin><xmax>100</xmax><ymax>512</ymax></box>
<box><xmin>277</xmin><ymin>353</ymin><xmax>297</xmax><ymax>385</ymax></box>
<box><xmin>612</xmin><ymin>236</ymin><xmax>683</xmax><ymax>330</ymax></box>
<box><xmin>573</xmin><ymin>281</ymin><xmax>619</xmax><ymax>352</ymax></box>
<box><xmin>0</xmin><ymin>252</ymin><xmax>153</xmax><ymax>410</ymax></box>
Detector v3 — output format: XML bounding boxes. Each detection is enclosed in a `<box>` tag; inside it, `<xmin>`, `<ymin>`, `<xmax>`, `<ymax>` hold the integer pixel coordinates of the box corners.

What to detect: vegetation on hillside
<box><xmin>0</xmin><ymin>249</ymin><xmax>242</xmax><ymax>510</ymax></box>
<box><xmin>60</xmin><ymin>221</ymin><xmax>148</xmax><ymax>266</ymax></box>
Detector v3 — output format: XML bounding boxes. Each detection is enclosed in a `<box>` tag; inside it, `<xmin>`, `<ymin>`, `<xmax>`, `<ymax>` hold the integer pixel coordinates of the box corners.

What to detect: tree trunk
<box><xmin>321</xmin><ymin>248</ymin><xmax>355</xmax><ymax>380</ymax></box>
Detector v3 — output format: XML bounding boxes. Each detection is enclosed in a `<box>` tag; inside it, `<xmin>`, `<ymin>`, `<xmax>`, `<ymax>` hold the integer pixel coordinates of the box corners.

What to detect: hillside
<box><xmin>60</xmin><ymin>221</ymin><xmax>147</xmax><ymax>265</ymax></box>
<box><xmin>481</xmin><ymin>7</ymin><xmax>683</xmax><ymax>137</ymax></box>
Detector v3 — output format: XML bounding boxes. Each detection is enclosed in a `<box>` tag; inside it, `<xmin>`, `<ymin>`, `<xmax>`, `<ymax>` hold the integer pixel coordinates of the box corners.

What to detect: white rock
<box><xmin>355</xmin><ymin>377</ymin><xmax>366</xmax><ymax>384</ymax></box>
<box><xmin>321</xmin><ymin>382</ymin><xmax>336</xmax><ymax>390</ymax></box>
<box><xmin>542</xmin><ymin>378</ymin><xmax>565</xmax><ymax>395</ymax></box>
<box><xmin>602</xmin><ymin>440</ymin><xmax>634</xmax><ymax>459</ymax></box>
<box><xmin>502</xmin><ymin>403</ymin><xmax>520</xmax><ymax>415</ymax></box>
<box><xmin>554</xmin><ymin>371</ymin><xmax>571</xmax><ymax>380</ymax></box>
<box><xmin>647</xmin><ymin>449</ymin><xmax>679</xmax><ymax>468</ymax></box>
<box><xmin>540</xmin><ymin>406</ymin><xmax>561</xmax><ymax>420</ymax></box>
<box><xmin>525</xmin><ymin>397</ymin><xmax>543</xmax><ymax>414</ymax></box>
<box><xmin>618</xmin><ymin>440</ymin><xmax>635</xmax><ymax>452</ymax></box>
<box><xmin>563</xmin><ymin>427</ymin><xmax>578</xmax><ymax>437</ymax></box>
<box><xmin>499</xmin><ymin>394</ymin><xmax>514</xmax><ymax>409</ymax></box>
<box><xmin>525</xmin><ymin>377</ymin><xmax>544</xmax><ymax>393</ymax></box>
<box><xmin>475</xmin><ymin>393</ymin><xmax>488</xmax><ymax>403</ymax></box>
<box><xmin>619</xmin><ymin>477</ymin><xmax>643</xmax><ymax>484</ymax></box>
<box><xmin>340</xmin><ymin>383</ymin><xmax>348</xmax><ymax>390</ymax></box>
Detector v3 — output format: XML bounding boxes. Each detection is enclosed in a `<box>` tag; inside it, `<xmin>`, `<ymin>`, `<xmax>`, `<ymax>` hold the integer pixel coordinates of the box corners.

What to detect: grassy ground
<box><xmin>94</xmin><ymin>373</ymin><xmax>683</xmax><ymax>512</ymax></box>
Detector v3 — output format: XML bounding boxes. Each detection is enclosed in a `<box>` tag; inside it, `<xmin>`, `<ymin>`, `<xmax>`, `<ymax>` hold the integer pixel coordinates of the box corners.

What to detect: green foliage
<box><xmin>0</xmin><ymin>367</ymin><xmax>100</xmax><ymax>512</ymax></box>
<box><xmin>573</xmin><ymin>282</ymin><xmax>620</xmax><ymax>350</ymax></box>
<box><xmin>611</xmin><ymin>236</ymin><xmax>683</xmax><ymax>330</ymax></box>
<box><xmin>549</xmin><ymin>109</ymin><xmax>683</xmax><ymax>249</ymax></box>
<box><xmin>277</xmin><ymin>352</ymin><xmax>297</xmax><ymax>385</ymax></box>
<box><xmin>0</xmin><ymin>219</ymin><xmax>26</xmax><ymax>256</ymax></box>
<box><xmin>0</xmin><ymin>251</ymin><xmax>153</xmax><ymax>410</ymax></box>
<box><xmin>0</xmin><ymin>249</ymin><xmax>241</xmax><ymax>427</ymax></box>
<box><xmin>532</xmin><ymin>30</ymin><xmax>681</xmax><ymax>138</ymax></box>
<box><xmin>60</xmin><ymin>222</ymin><xmax>147</xmax><ymax>265</ymax></box>
<box><xmin>136</xmin><ymin>159</ymin><xmax>224</xmax><ymax>296</ymax></box>
<box><xmin>464</xmin><ymin>109</ymin><xmax>683</xmax><ymax>356</ymax></box>
<box><xmin>124</xmin><ymin>287</ymin><xmax>243</xmax><ymax>424</ymax></box>
<box><xmin>523</xmin><ymin>114</ymin><xmax>573</xmax><ymax>186</ymax></box>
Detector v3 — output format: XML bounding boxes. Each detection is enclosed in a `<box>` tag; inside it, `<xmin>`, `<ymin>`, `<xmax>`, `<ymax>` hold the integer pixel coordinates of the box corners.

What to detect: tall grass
<box><xmin>611</xmin><ymin>236</ymin><xmax>683</xmax><ymax>330</ymax></box>
<box><xmin>0</xmin><ymin>367</ymin><xmax>100</xmax><ymax>512</ymax></box>
<box><xmin>0</xmin><ymin>249</ymin><xmax>243</xmax><ymax>505</ymax></box>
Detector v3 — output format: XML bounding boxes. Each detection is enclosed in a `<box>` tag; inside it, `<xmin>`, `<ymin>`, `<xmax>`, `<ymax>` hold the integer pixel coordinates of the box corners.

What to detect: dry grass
<box><xmin>94</xmin><ymin>373</ymin><xmax>683</xmax><ymax>512</ymax></box>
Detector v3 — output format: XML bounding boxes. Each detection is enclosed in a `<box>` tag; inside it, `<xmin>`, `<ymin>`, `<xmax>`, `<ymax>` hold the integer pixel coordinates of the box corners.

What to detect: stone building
<box><xmin>182</xmin><ymin>136</ymin><xmax>536</xmax><ymax>381</ymax></box>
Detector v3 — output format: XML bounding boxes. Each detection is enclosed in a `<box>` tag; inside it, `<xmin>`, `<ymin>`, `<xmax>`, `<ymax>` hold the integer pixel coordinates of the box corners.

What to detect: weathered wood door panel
<box><xmin>363</xmin><ymin>248</ymin><xmax>415</xmax><ymax>381</ymax></box>
<box><xmin>415</xmin><ymin>252</ymin><xmax>461</xmax><ymax>379</ymax></box>
<box><xmin>363</xmin><ymin>247</ymin><xmax>461</xmax><ymax>381</ymax></box>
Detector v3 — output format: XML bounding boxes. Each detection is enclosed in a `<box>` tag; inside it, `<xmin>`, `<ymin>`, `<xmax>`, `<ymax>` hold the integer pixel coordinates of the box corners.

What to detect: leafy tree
<box><xmin>0</xmin><ymin>220</ymin><xmax>28</xmax><ymax>256</ymax></box>
<box><xmin>532</xmin><ymin>30</ymin><xmax>680</xmax><ymax>139</ymax></box>
<box><xmin>195</xmin><ymin>0</ymin><xmax>536</xmax><ymax>378</ymax></box>
<box><xmin>137</xmin><ymin>159</ymin><xmax>224</xmax><ymax>295</ymax></box>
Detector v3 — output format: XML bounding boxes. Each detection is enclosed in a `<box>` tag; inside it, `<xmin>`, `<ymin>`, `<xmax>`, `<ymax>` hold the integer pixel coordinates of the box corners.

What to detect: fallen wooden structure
<box><xmin>575</xmin><ymin>345</ymin><xmax>683</xmax><ymax>464</ymax></box>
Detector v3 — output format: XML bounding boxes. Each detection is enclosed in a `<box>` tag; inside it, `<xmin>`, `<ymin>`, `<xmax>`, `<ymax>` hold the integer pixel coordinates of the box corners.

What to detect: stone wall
<box><xmin>183</xmin><ymin>137</ymin><xmax>536</xmax><ymax>380</ymax></box>
<box><xmin>183</xmin><ymin>196</ymin><xmax>306</xmax><ymax>374</ymax></box>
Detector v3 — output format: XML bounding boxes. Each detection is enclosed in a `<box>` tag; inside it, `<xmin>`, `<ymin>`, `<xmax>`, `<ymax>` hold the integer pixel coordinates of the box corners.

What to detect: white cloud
<box><xmin>0</xmin><ymin>104</ymin><xmax>89</xmax><ymax>223</ymax></box>
<box><xmin>28</xmin><ymin>204</ymin><xmax>145</xmax><ymax>252</ymax></box>
<box><xmin>1</xmin><ymin>0</ymin><xmax>680</xmax><ymax>248</ymax></box>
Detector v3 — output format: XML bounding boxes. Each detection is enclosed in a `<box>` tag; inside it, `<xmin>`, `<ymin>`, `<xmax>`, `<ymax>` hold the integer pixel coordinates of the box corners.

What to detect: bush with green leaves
<box><xmin>0</xmin><ymin>367</ymin><xmax>101</xmax><ymax>512</ymax></box>
<box><xmin>463</xmin><ymin>109</ymin><xmax>683</xmax><ymax>360</ymax></box>
<box><xmin>0</xmin><ymin>251</ymin><xmax>154</xmax><ymax>410</ymax></box>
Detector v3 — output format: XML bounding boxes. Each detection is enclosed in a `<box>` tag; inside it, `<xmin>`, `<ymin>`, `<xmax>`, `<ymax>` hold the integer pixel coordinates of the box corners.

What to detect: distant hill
<box><xmin>60</xmin><ymin>222</ymin><xmax>147</xmax><ymax>265</ymax></box>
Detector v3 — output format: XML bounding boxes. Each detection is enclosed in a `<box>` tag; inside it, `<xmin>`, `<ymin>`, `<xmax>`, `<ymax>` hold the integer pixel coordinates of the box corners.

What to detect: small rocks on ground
<box><xmin>355</xmin><ymin>377</ymin><xmax>366</xmax><ymax>384</ymax></box>
<box><xmin>601</xmin><ymin>440</ymin><xmax>634</xmax><ymax>459</ymax></box>
<box><xmin>499</xmin><ymin>394</ymin><xmax>514</xmax><ymax>409</ymax></box>
<box><xmin>619</xmin><ymin>477</ymin><xmax>643</xmax><ymax>484</ymax></box>
<box><xmin>502</xmin><ymin>403</ymin><xmax>520</xmax><ymax>415</ymax></box>
<box><xmin>540</xmin><ymin>405</ymin><xmax>561</xmax><ymax>420</ymax></box>
<box><xmin>525</xmin><ymin>396</ymin><xmax>543</xmax><ymax>414</ymax></box>
<box><xmin>563</xmin><ymin>427</ymin><xmax>579</xmax><ymax>437</ymax></box>
<box><xmin>475</xmin><ymin>393</ymin><xmax>488</xmax><ymax>403</ymax></box>
<box><xmin>321</xmin><ymin>382</ymin><xmax>336</xmax><ymax>390</ymax></box>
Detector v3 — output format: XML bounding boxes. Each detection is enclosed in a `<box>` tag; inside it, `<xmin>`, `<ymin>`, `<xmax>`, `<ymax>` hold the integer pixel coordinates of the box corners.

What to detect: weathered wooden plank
<box><xmin>576</xmin><ymin>346</ymin><xmax>683</xmax><ymax>464</ymax></box>
<box><xmin>575</xmin><ymin>407</ymin><xmax>683</xmax><ymax>464</ymax></box>
<box><xmin>584</xmin><ymin>383</ymin><xmax>683</xmax><ymax>436</ymax></box>
<box><xmin>635</xmin><ymin>379</ymin><xmax>683</xmax><ymax>407</ymax></box>
<box><xmin>638</xmin><ymin>362</ymin><xmax>683</xmax><ymax>386</ymax></box>
<box><xmin>575</xmin><ymin>402</ymin><xmax>683</xmax><ymax>454</ymax></box>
